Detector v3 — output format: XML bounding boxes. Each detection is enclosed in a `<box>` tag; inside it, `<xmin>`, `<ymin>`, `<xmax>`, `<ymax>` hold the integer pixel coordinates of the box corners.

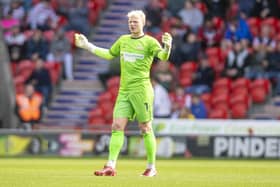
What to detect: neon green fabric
<box><xmin>108</xmin><ymin>130</ymin><xmax>124</xmax><ymax>161</ymax></box>
<box><xmin>91</xmin><ymin>47</ymin><xmax>114</xmax><ymax>60</ymax></box>
<box><xmin>143</xmin><ymin>131</ymin><xmax>156</xmax><ymax>164</ymax></box>
<box><xmin>109</xmin><ymin>34</ymin><xmax>167</xmax><ymax>93</ymax></box>
<box><xmin>157</xmin><ymin>48</ymin><xmax>170</xmax><ymax>61</ymax></box>
<box><xmin>113</xmin><ymin>90</ymin><xmax>154</xmax><ymax>122</ymax></box>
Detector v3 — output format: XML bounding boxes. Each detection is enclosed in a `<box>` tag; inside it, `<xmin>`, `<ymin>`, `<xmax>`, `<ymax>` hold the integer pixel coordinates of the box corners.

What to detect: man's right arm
<box><xmin>75</xmin><ymin>33</ymin><xmax>115</xmax><ymax>60</ymax></box>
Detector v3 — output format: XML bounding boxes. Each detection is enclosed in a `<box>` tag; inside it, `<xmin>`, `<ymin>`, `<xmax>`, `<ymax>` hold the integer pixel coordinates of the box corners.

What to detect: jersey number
<box><xmin>144</xmin><ymin>102</ymin><xmax>148</xmax><ymax>111</ymax></box>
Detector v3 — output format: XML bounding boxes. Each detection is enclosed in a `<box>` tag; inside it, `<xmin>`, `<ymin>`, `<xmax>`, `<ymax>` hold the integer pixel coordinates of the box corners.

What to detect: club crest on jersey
<box><xmin>135</xmin><ymin>44</ymin><xmax>144</xmax><ymax>50</ymax></box>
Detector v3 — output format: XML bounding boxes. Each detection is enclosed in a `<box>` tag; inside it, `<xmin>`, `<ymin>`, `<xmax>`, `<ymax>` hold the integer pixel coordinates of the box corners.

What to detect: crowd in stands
<box><xmin>0</xmin><ymin>0</ymin><xmax>105</xmax><ymax>129</ymax></box>
<box><xmin>90</xmin><ymin>0</ymin><xmax>280</xmax><ymax>126</ymax></box>
<box><xmin>147</xmin><ymin>0</ymin><xmax>280</xmax><ymax>120</ymax></box>
<box><xmin>2</xmin><ymin>0</ymin><xmax>280</xmax><ymax>129</ymax></box>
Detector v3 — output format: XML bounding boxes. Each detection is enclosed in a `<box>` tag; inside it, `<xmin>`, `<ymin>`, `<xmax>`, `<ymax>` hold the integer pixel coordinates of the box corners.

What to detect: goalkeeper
<box><xmin>75</xmin><ymin>10</ymin><xmax>172</xmax><ymax>177</ymax></box>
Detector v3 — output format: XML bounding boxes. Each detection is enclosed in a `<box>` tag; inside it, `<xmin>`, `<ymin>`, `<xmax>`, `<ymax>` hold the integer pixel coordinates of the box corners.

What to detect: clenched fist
<box><xmin>162</xmin><ymin>32</ymin><xmax>172</xmax><ymax>49</ymax></box>
<box><xmin>75</xmin><ymin>33</ymin><xmax>89</xmax><ymax>49</ymax></box>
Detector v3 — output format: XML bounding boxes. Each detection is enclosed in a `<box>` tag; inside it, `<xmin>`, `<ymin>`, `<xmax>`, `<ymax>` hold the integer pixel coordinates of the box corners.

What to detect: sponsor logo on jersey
<box><xmin>122</xmin><ymin>52</ymin><xmax>144</xmax><ymax>62</ymax></box>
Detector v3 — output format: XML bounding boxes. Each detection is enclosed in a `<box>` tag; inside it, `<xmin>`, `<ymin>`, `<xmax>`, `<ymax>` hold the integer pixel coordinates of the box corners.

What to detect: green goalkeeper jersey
<box><xmin>109</xmin><ymin>34</ymin><xmax>162</xmax><ymax>94</ymax></box>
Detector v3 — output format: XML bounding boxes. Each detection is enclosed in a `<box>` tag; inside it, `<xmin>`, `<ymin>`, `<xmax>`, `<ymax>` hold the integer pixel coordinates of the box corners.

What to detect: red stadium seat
<box><xmin>106</xmin><ymin>76</ymin><xmax>120</xmax><ymax>88</ymax></box>
<box><xmin>205</xmin><ymin>47</ymin><xmax>222</xmax><ymax>59</ymax></box>
<box><xmin>212</xmin><ymin>86</ymin><xmax>230</xmax><ymax>96</ymax></box>
<box><xmin>250</xmin><ymin>79</ymin><xmax>271</xmax><ymax>94</ymax></box>
<box><xmin>179</xmin><ymin>76</ymin><xmax>192</xmax><ymax>87</ymax></box>
<box><xmin>88</xmin><ymin>107</ymin><xmax>104</xmax><ymax>118</ymax></box>
<box><xmin>201</xmin><ymin>93</ymin><xmax>211</xmax><ymax>105</ymax></box>
<box><xmin>246</xmin><ymin>17</ymin><xmax>261</xmax><ymax>36</ymax></box>
<box><xmin>98</xmin><ymin>100</ymin><xmax>114</xmax><ymax>124</ymax></box>
<box><xmin>14</xmin><ymin>74</ymin><xmax>25</xmax><ymax>85</ymax></box>
<box><xmin>211</xmin><ymin>92</ymin><xmax>229</xmax><ymax>110</ymax></box>
<box><xmin>88</xmin><ymin>117</ymin><xmax>106</xmax><ymax>125</ymax></box>
<box><xmin>251</xmin><ymin>87</ymin><xmax>267</xmax><ymax>103</ymax></box>
<box><xmin>231</xmin><ymin>77</ymin><xmax>250</xmax><ymax>91</ymax></box>
<box><xmin>231</xmin><ymin>103</ymin><xmax>248</xmax><ymax>119</ymax></box>
<box><xmin>195</xmin><ymin>2</ymin><xmax>208</xmax><ymax>14</ymax></box>
<box><xmin>65</xmin><ymin>30</ymin><xmax>76</xmax><ymax>48</ymax></box>
<box><xmin>10</xmin><ymin>62</ymin><xmax>17</xmax><ymax>77</ymax></box>
<box><xmin>231</xmin><ymin>87</ymin><xmax>249</xmax><ymax>97</ymax></box>
<box><xmin>213</xmin><ymin>77</ymin><xmax>231</xmax><ymax>90</ymax></box>
<box><xmin>98</xmin><ymin>91</ymin><xmax>113</xmax><ymax>104</ymax></box>
<box><xmin>17</xmin><ymin>60</ymin><xmax>34</xmax><ymax>73</ymax></box>
<box><xmin>247</xmin><ymin>17</ymin><xmax>261</xmax><ymax>28</ymax></box>
<box><xmin>23</xmin><ymin>30</ymin><xmax>35</xmax><ymax>40</ymax></box>
<box><xmin>44</xmin><ymin>62</ymin><xmax>62</xmax><ymax>84</ymax></box>
<box><xmin>229</xmin><ymin>93</ymin><xmax>250</xmax><ymax>110</ymax></box>
<box><xmin>108</xmin><ymin>86</ymin><xmax>119</xmax><ymax>102</ymax></box>
<box><xmin>212</xmin><ymin>16</ymin><xmax>225</xmax><ymax>30</ymax></box>
<box><xmin>208</xmin><ymin>108</ymin><xmax>228</xmax><ymax>119</ymax></box>
<box><xmin>262</xmin><ymin>17</ymin><xmax>278</xmax><ymax>30</ymax></box>
<box><xmin>180</xmin><ymin>61</ymin><xmax>197</xmax><ymax>74</ymax></box>
<box><xmin>43</xmin><ymin>30</ymin><xmax>55</xmax><ymax>42</ymax></box>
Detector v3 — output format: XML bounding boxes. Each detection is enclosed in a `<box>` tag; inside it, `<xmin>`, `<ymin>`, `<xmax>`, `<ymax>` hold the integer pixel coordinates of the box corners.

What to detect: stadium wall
<box><xmin>0</xmin><ymin>119</ymin><xmax>279</xmax><ymax>159</ymax></box>
<box><xmin>0</xmin><ymin>27</ymin><xmax>17</xmax><ymax>128</ymax></box>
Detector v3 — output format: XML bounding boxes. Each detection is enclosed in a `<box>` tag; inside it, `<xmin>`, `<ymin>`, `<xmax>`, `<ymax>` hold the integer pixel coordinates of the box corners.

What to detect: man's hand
<box><xmin>75</xmin><ymin>33</ymin><xmax>90</xmax><ymax>50</ymax></box>
<box><xmin>162</xmin><ymin>32</ymin><xmax>172</xmax><ymax>49</ymax></box>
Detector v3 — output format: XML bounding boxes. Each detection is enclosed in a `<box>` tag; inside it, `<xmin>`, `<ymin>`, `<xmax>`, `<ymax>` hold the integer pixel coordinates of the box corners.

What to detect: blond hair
<box><xmin>127</xmin><ymin>10</ymin><xmax>146</xmax><ymax>25</ymax></box>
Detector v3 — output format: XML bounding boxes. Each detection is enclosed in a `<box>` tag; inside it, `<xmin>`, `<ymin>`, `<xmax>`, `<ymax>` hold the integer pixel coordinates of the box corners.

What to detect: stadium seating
<box><xmin>208</xmin><ymin>108</ymin><xmax>228</xmax><ymax>119</ymax></box>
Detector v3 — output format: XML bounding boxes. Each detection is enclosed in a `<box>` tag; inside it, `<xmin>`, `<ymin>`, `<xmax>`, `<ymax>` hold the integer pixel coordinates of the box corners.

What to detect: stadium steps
<box><xmin>41</xmin><ymin>0</ymin><xmax>148</xmax><ymax>128</ymax></box>
<box><xmin>249</xmin><ymin>96</ymin><xmax>280</xmax><ymax>120</ymax></box>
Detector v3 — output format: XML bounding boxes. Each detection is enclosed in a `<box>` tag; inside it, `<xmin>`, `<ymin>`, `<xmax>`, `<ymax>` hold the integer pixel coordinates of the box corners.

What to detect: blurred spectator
<box><xmin>198</xmin><ymin>16</ymin><xmax>223</xmax><ymax>49</ymax></box>
<box><xmin>167</xmin><ymin>0</ymin><xmax>186</xmax><ymax>16</ymax></box>
<box><xmin>179</xmin><ymin>31</ymin><xmax>201</xmax><ymax>63</ymax></box>
<box><xmin>4</xmin><ymin>25</ymin><xmax>26</xmax><ymax>62</ymax></box>
<box><xmin>204</xmin><ymin>0</ymin><xmax>228</xmax><ymax>18</ymax></box>
<box><xmin>263</xmin><ymin>42</ymin><xmax>280</xmax><ymax>95</ymax></box>
<box><xmin>178</xmin><ymin>107</ymin><xmax>195</xmax><ymax>119</ymax></box>
<box><xmin>152</xmin><ymin>61</ymin><xmax>177</xmax><ymax>92</ymax></box>
<box><xmin>26</xmin><ymin>58</ymin><xmax>52</xmax><ymax>107</ymax></box>
<box><xmin>3</xmin><ymin>0</ymin><xmax>25</xmax><ymax>22</ymax></box>
<box><xmin>0</xmin><ymin>10</ymin><xmax>20</xmax><ymax>34</ymax></box>
<box><xmin>224</xmin><ymin>16</ymin><xmax>252</xmax><ymax>47</ymax></box>
<box><xmin>250</xmin><ymin>0</ymin><xmax>280</xmax><ymax>18</ymax></box>
<box><xmin>47</xmin><ymin>28</ymin><xmax>73</xmax><ymax>80</ymax></box>
<box><xmin>237</xmin><ymin>0</ymin><xmax>255</xmax><ymax>18</ymax></box>
<box><xmin>178</xmin><ymin>0</ymin><xmax>204</xmax><ymax>33</ymax></box>
<box><xmin>25</xmin><ymin>29</ymin><xmax>49</xmax><ymax>60</ymax></box>
<box><xmin>222</xmin><ymin>41</ymin><xmax>250</xmax><ymax>79</ymax></box>
<box><xmin>26</xmin><ymin>0</ymin><xmax>58</xmax><ymax>31</ymax></box>
<box><xmin>15</xmin><ymin>84</ymin><xmax>43</xmax><ymax>130</ymax></box>
<box><xmin>246</xmin><ymin>25</ymin><xmax>276</xmax><ymax>79</ymax></box>
<box><xmin>170</xmin><ymin>86</ymin><xmax>191</xmax><ymax>118</ymax></box>
<box><xmin>144</xmin><ymin>0</ymin><xmax>164</xmax><ymax>34</ymax></box>
<box><xmin>253</xmin><ymin>25</ymin><xmax>276</xmax><ymax>53</ymax></box>
<box><xmin>226</xmin><ymin>0</ymin><xmax>239</xmax><ymax>20</ymax></box>
<box><xmin>190</xmin><ymin>94</ymin><xmax>207</xmax><ymax>119</ymax></box>
<box><xmin>168</xmin><ymin>16</ymin><xmax>188</xmax><ymax>66</ymax></box>
<box><xmin>64</xmin><ymin>0</ymin><xmax>90</xmax><ymax>36</ymax></box>
<box><xmin>152</xmin><ymin>77</ymin><xmax>172</xmax><ymax>118</ymax></box>
<box><xmin>186</xmin><ymin>54</ymin><xmax>215</xmax><ymax>94</ymax></box>
<box><xmin>22</xmin><ymin>0</ymin><xmax>32</xmax><ymax>12</ymax></box>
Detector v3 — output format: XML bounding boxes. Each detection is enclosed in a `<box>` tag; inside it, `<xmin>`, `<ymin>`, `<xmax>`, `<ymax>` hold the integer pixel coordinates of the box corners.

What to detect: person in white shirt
<box><xmin>152</xmin><ymin>76</ymin><xmax>172</xmax><ymax>118</ymax></box>
<box><xmin>27</xmin><ymin>0</ymin><xmax>58</xmax><ymax>30</ymax></box>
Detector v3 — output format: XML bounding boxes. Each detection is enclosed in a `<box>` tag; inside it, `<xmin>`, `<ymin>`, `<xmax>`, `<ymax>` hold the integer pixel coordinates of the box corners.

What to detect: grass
<box><xmin>0</xmin><ymin>158</ymin><xmax>279</xmax><ymax>187</ymax></box>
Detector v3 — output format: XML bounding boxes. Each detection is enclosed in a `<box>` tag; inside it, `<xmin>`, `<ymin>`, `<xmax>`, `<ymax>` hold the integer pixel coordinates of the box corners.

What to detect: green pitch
<box><xmin>0</xmin><ymin>158</ymin><xmax>279</xmax><ymax>187</ymax></box>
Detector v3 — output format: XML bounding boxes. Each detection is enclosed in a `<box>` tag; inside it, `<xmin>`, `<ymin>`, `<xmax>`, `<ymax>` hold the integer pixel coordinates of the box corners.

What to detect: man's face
<box><xmin>128</xmin><ymin>15</ymin><xmax>143</xmax><ymax>35</ymax></box>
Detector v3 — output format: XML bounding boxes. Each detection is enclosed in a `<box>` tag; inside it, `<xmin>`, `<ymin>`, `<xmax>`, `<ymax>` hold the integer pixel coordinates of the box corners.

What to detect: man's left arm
<box><xmin>157</xmin><ymin>32</ymin><xmax>172</xmax><ymax>61</ymax></box>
